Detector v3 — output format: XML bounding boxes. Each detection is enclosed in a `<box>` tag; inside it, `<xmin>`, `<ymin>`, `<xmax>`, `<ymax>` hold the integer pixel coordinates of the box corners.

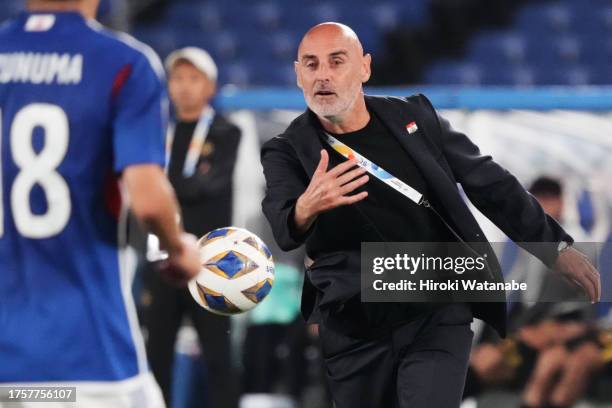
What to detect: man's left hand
<box><xmin>554</xmin><ymin>247</ymin><xmax>601</xmax><ymax>303</ymax></box>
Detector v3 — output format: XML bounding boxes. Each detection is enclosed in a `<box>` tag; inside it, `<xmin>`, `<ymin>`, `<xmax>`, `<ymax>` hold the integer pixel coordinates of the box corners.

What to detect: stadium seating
<box><xmin>2</xmin><ymin>1</ymin><xmax>608</xmax><ymax>87</ymax></box>
<box><xmin>0</xmin><ymin>0</ymin><xmax>24</xmax><ymax>22</ymax></box>
<box><xmin>129</xmin><ymin>0</ymin><xmax>431</xmax><ymax>86</ymax></box>
<box><xmin>126</xmin><ymin>0</ymin><xmax>609</xmax><ymax>87</ymax></box>
<box><xmin>425</xmin><ymin>0</ymin><xmax>611</xmax><ymax>86</ymax></box>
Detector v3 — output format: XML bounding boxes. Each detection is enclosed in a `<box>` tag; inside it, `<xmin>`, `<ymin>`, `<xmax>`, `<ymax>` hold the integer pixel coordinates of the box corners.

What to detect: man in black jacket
<box><xmin>260</xmin><ymin>23</ymin><xmax>600</xmax><ymax>408</ymax></box>
<box><xmin>143</xmin><ymin>47</ymin><xmax>241</xmax><ymax>408</ymax></box>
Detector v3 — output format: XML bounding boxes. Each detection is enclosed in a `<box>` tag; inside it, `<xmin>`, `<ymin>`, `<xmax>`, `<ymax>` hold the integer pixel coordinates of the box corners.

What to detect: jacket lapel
<box><xmin>366</xmin><ymin>96</ymin><xmax>474</xmax><ymax>238</ymax></box>
<box><xmin>366</xmin><ymin>95</ymin><xmax>451</xmax><ymax>192</ymax></box>
<box><xmin>284</xmin><ymin>111</ymin><xmax>324</xmax><ymax>178</ymax></box>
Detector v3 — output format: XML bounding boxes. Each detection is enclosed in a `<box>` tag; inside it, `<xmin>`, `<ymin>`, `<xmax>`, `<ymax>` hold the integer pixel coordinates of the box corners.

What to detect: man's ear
<box><xmin>210</xmin><ymin>81</ymin><xmax>218</xmax><ymax>98</ymax></box>
<box><xmin>361</xmin><ymin>53</ymin><xmax>372</xmax><ymax>83</ymax></box>
<box><xmin>294</xmin><ymin>61</ymin><xmax>303</xmax><ymax>89</ymax></box>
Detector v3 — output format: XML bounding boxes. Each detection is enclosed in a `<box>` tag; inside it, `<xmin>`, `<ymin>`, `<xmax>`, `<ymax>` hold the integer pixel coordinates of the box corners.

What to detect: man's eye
<box><xmin>306</xmin><ymin>63</ymin><xmax>316</xmax><ymax>69</ymax></box>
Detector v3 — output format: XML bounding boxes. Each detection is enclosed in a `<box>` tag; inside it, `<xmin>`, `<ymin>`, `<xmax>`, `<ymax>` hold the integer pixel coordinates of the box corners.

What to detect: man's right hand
<box><xmin>158</xmin><ymin>233</ymin><xmax>201</xmax><ymax>286</ymax></box>
<box><xmin>294</xmin><ymin>149</ymin><xmax>369</xmax><ymax>234</ymax></box>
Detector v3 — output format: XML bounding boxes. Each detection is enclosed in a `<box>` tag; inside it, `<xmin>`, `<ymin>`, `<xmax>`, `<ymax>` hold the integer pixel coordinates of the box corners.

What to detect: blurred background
<box><xmin>1</xmin><ymin>0</ymin><xmax>607</xmax><ymax>87</ymax></box>
<box><xmin>90</xmin><ymin>0</ymin><xmax>612</xmax><ymax>87</ymax></box>
<box><xmin>3</xmin><ymin>0</ymin><xmax>612</xmax><ymax>407</ymax></box>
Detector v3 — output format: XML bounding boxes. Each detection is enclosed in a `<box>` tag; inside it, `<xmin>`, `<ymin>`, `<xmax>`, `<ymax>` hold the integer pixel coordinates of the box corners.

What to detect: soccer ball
<box><xmin>188</xmin><ymin>227</ymin><xmax>275</xmax><ymax>316</ymax></box>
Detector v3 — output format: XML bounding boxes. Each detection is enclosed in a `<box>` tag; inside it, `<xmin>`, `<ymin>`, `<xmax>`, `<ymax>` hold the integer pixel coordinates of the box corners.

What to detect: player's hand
<box><xmin>554</xmin><ymin>246</ymin><xmax>601</xmax><ymax>303</ymax></box>
<box><xmin>158</xmin><ymin>233</ymin><xmax>201</xmax><ymax>286</ymax></box>
<box><xmin>294</xmin><ymin>150</ymin><xmax>369</xmax><ymax>233</ymax></box>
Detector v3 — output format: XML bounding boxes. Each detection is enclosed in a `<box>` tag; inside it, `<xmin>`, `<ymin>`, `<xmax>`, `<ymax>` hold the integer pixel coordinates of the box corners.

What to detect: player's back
<box><xmin>0</xmin><ymin>10</ymin><xmax>166</xmax><ymax>395</ymax></box>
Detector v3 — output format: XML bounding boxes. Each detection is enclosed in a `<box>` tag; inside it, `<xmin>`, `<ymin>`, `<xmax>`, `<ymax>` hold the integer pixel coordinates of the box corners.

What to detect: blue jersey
<box><xmin>0</xmin><ymin>12</ymin><xmax>166</xmax><ymax>382</ymax></box>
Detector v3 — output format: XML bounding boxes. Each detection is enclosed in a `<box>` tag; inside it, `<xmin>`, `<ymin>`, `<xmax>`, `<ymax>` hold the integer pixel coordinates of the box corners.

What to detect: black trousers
<box><xmin>141</xmin><ymin>268</ymin><xmax>238</xmax><ymax>408</ymax></box>
<box><xmin>319</xmin><ymin>303</ymin><xmax>473</xmax><ymax>408</ymax></box>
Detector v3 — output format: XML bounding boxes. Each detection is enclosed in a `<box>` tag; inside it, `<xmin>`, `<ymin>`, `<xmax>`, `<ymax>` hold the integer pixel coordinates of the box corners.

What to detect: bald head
<box><xmin>294</xmin><ymin>22</ymin><xmax>371</xmax><ymax>127</ymax></box>
<box><xmin>298</xmin><ymin>22</ymin><xmax>364</xmax><ymax>60</ymax></box>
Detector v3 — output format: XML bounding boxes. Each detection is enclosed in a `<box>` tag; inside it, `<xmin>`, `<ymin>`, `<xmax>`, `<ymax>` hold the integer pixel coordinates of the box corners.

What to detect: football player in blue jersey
<box><xmin>0</xmin><ymin>0</ymin><xmax>201</xmax><ymax>406</ymax></box>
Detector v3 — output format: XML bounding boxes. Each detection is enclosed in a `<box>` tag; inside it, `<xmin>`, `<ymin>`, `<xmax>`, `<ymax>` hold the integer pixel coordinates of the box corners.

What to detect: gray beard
<box><xmin>308</xmin><ymin>90</ymin><xmax>360</xmax><ymax>125</ymax></box>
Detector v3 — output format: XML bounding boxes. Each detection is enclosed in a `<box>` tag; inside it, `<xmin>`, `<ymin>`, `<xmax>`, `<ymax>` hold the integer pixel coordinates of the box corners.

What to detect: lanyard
<box><xmin>322</xmin><ymin>132</ymin><xmax>424</xmax><ymax>205</ymax></box>
<box><xmin>166</xmin><ymin>106</ymin><xmax>215</xmax><ymax>177</ymax></box>
<box><xmin>322</xmin><ymin>131</ymin><xmax>494</xmax><ymax>279</ymax></box>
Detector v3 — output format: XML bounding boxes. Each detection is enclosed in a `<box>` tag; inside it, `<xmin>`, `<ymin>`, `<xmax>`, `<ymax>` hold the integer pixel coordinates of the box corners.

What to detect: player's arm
<box><xmin>123</xmin><ymin>164</ymin><xmax>182</xmax><ymax>253</ymax></box>
<box><xmin>123</xmin><ymin>164</ymin><xmax>199</xmax><ymax>284</ymax></box>
<box><xmin>112</xmin><ymin>49</ymin><xmax>200</xmax><ymax>283</ymax></box>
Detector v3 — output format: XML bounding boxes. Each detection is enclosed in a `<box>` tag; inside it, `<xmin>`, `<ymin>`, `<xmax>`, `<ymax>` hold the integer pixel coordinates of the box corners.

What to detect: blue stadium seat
<box><xmin>481</xmin><ymin>65</ymin><xmax>536</xmax><ymax>87</ymax></box>
<box><xmin>131</xmin><ymin>25</ymin><xmax>177</xmax><ymax>60</ymax></box>
<box><xmin>283</xmin><ymin>2</ymin><xmax>343</xmax><ymax>34</ymax></box>
<box><xmin>322</xmin><ymin>0</ymin><xmax>428</xmax><ymax>30</ymax></box>
<box><xmin>251</xmin><ymin>61</ymin><xmax>295</xmax><ymax>86</ymax></box>
<box><xmin>172</xmin><ymin>28</ymin><xmax>211</xmax><ymax>49</ymax></box>
<box><xmin>467</xmin><ymin>31</ymin><xmax>527</xmax><ymax>65</ymax></box>
<box><xmin>589</xmin><ymin>63</ymin><xmax>611</xmax><ymax>85</ymax></box>
<box><xmin>165</xmin><ymin>29</ymin><xmax>238</xmax><ymax>64</ymax></box>
<box><xmin>219</xmin><ymin>61</ymin><xmax>251</xmax><ymax>87</ymax></box>
<box><xmin>579</xmin><ymin>34</ymin><xmax>612</xmax><ymax>65</ymax></box>
<box><xmin>311</xmin><ymin>3</ymin><xmax>341</xmax><ymax>24</ymax></box>
<box><xmin>605</xmin><ymin>6</ymin><xmax>612</xmax><ymax>32</ymax></box>
<box><xmin>342</xmin><ymin>19</ymin><xmax>383</xmax><ymax>52</ymax></box>
<box><xmin>239</xmin><ymin>30</ymin><xmax>297</xmax><ymax>74</ymax></box>
<box><xmin>400</xmin><ymin>0</ymin><xmax>430</xmax><ymax>27</ymax></box>
<box><xmin>268</xmin><ymin>31</ymin><xmax>299</xmax><ymax>61</ymax></box>
<box><xmin>525</xmin><ymin>36</ymin><xmax>582</xmax><ymax>65</ymax></box>
<box><xmin>371</xmin><ymin>3</ymin><xmax>402</xmax><ymax>31</ymax></box>
<box><xmin>515</xmin><ymin>3</ymin><xmax>573</xmax><ymax>35</ymax></box>
<box><xmin>535</xmin><ymin>65</ymin><xmax>591</xmax><ymax>85</ymax></box>
<box><xmin>164</xmin><ymin>2</ymin><xmax>223</xmax><ymax>32</ymax></box>
<box><xmin>213</xmin><ymin>31</ymin><xmax>239</xmax><ymax>62</ymax></box>
<box><xmin>252</xmin><ymin>2</ymin><xmax>282</xmax><ymax>32</ymax></box>
<box><xmin>221</xmin><ymin>3</ymin><xmax>281</xmax><ymax>34</ymax></box>
<box><xmin>424</xmin><ymin>61</ymin><xmax>483</xmax><ymax>86</ymax></box>
<box><xmin>0</xmin><ymin>0</ymin><xmax>24</xmax><ymax>22</ymax></box>
<box><xmin>564</xmin><ymin>3</ymin><xmax>608</xmax><ymax>35</ymax></box>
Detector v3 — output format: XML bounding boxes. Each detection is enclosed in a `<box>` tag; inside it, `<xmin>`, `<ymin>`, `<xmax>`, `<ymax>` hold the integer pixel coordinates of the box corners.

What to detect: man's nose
<box><xmin>314</xmin><ymin>63</ymin><xmax>332</xmax><ymax>81</ymax></box>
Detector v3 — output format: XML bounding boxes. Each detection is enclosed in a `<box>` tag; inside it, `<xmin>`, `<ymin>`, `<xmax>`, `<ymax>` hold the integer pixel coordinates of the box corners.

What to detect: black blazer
<box><xmin>260</xmin><ymin>94</ymin><xmax>572</xmax><ymax>337</ymax></box>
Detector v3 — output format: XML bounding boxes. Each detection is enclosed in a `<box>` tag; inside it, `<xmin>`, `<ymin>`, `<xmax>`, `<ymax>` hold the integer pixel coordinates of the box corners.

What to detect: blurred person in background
<box><xmin>465</xmin><ymin>176</ymin><xmax>608</xmax><ymax>406</ymax></box>
<box><xmin>505</xmin><ymin>177</ymin><xmax>595</xmax><ymax>327</ymax></box>
<box><xmin>517</xmin><ymin>178</ymin><xmax>606</xmax><ymax>408</ymax></box>
<box><xmin>141</xmin><ymin>46</ymin><xmax>241</xmax><ymax>408</ymax></box>
<box><xmin>465</xmin><ymin>318</ymin><xmax>611</xmax><ymax>407</ymax></box>
<box><xmin>519</xmin><ymin>319</ymin><xmax>608</xmax><ymax>408</ymax></box>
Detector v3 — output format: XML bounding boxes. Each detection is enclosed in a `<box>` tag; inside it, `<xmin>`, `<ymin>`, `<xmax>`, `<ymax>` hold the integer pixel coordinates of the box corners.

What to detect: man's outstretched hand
<box><xmin>294</xmin><ymin>149</ymin><xmax>369</xmax><ymax>234</ymax></box>
<box><xmin>554</xmin><ymin>246</ymin><xmax>601</xmax><ymax>303</ymax></box>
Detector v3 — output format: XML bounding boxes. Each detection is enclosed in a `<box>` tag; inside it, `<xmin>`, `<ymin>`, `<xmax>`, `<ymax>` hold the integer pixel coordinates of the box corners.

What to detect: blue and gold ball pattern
<box><xmin>188</xmin><ymin>227</ymin><xmax>275</xmax><ymax>315</ymax></box>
